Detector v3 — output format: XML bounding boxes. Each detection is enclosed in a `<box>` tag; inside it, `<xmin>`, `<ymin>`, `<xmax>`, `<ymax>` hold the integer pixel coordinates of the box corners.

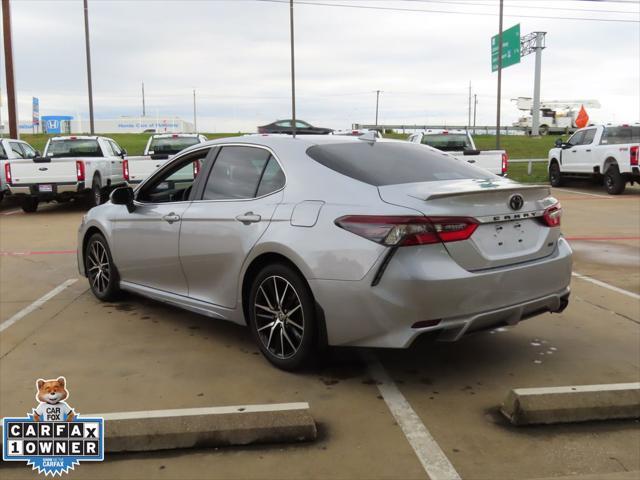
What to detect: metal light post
<box><xmin>495</xmin><ymin>0</ymin><xmax>504</xmax><ymax>149</ymax></box>
<box><xmin>289</xmin><ymin>0</ymin><xmax>297</xmax><ymax>138</ymax></box>
<box><xmin>473</xmin><ymin>94</ymin><xmax>478</xmax><ymax>135</ymax></box>
<box><xmin>142</xmin><ymin>82</ymin><xmax>146</xmax><ymax>117</ymax></box>
<box><xmin>2</xmin><ymin>0</ymin><xmax>18</xmax><ymax>139</ymax></box>
<box><xmin>193</xmin><ymin>89</ymin><xmax>197</xmax><ymax>133</ymax></box>
<box><xmin>531</xmin><ymin>32</ymin><xmax>546</xmax><ymax>136</ymax></box>
<box><xmin>467</xmin><ymin>82</ymin><xmax>472</xmax><ymax>130</ymax></box>
<box><xmin>83</xmin><ymin>0</ymin><xmax>95</xmax><ymax>134</ymax></box>
<box><xmin>375</xmin><ymin>90</ymin><xmax>382</xmax><ymax>127</ymax></box>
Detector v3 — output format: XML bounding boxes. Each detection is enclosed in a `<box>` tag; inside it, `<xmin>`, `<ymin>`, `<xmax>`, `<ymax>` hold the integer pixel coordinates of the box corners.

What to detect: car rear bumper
<box><xmin>309</xmin><ymin>237</ymin><xmax>573</xmax><ymax>348</ymax></box>
<box><xmin>7</xmin><ymin>182</ymin><xmax>85</xmax><ymax>196</ymax></box>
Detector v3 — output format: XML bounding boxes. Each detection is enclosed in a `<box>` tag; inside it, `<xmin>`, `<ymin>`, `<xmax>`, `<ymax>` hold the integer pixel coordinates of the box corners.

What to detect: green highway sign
<box><xmin>492</xmin><ymin>23</ymin><xmax>520</xmax><ymax>72</ymax></box>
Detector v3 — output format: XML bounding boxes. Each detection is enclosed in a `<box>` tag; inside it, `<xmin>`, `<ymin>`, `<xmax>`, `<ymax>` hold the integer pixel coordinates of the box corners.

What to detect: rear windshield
<box><xmin>600</xmin><ymin>126</ymin><xmax>640</xmax><ymax>145</ymax></box>
<box><xmin>306</xmin><ymin>142</ymin><xmax>493</xmax><ymax>186</ymax></box>
<box><xmin>47</xmin><ymin>139</ymin><xmax>102</xmax><ymax>158</ymax></box>
<box><xmin>420</xmin><ymin>134</ymin><xmax>472</xmax><ymax>151</ymax></box>
<box><xmin>149</xmin><ymin>137</ymin><xmax>200</xmax><ymax>155</ymax></box>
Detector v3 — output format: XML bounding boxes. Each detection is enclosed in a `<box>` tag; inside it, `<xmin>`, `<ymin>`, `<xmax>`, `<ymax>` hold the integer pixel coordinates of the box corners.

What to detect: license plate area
<box><xmin>38</xmin><ymin>184</ymin><xmax>53</xmax><ymax>193</ymax></box>
<box><xmin>473</xmin><ymin>219</ymin><xmax>542</xmax><ymax>257</ymax></box>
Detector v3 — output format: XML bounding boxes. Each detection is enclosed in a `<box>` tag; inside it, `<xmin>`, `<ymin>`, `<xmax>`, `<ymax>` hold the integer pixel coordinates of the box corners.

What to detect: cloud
<box><xmin>2</xmin><ymin>0</ymin><xmax>638</xmax><ymax>132</ymax></box>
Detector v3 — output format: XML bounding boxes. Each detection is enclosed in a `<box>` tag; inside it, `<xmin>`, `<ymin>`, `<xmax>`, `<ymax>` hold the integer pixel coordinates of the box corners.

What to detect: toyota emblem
<box><xmin>509</xmin><ymin>194</ymin><xmax>524</xmax><ymax>211</ymax></box>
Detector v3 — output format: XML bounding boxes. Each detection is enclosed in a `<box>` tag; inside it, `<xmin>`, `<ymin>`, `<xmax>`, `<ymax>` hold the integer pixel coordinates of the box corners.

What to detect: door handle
<box><xmin>466</xmin><ymin>159</ymin><xmax>476</xmax><ymax>163</ymax></box>
<box><xmin>235</xmin><ymin>212</ymin><xmax>261</xmax><ymax>224</ymax></box>
<box><xmin>571</xmin><ymin>149</ymin><xmax>577</xmax><ymax>152</ymax></box>
<box><xmin>586</xmin><ymin>149</ymin><xmax>591</xmax><ymax>152</ymax></box>
<box><xmin>162</xmin><ymin>213</ymin><xmax>181</xmax><ymax>224</ymax></box>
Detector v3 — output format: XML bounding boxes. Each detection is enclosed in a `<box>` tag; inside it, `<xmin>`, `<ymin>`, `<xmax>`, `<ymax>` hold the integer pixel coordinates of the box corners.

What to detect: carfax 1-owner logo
<box><xmin>3</xmin><ymin>377</ymin><xmax>104</xmax><ymax>476</ymax></box>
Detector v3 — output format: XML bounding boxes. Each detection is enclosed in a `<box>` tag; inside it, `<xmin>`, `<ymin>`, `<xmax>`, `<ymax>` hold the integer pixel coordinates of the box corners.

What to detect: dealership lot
<box><xmin>0</xmin><ymin>184</ymin><xmax>638</xmax><ymax>479</ymax></box>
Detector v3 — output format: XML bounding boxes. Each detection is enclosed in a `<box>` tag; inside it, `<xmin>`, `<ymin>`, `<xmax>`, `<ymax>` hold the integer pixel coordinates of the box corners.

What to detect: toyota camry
<box><xmin>78</xmin><ymin>134</ymin><xmax>572</xmax><ymax>370</ymax></box>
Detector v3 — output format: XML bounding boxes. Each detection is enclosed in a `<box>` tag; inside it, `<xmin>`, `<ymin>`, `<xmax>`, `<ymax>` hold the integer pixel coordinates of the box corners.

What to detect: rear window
<box><xmin>0</xmin><ymin>144</ymin><xmax>6</xmax><ymax>160</ymax></box>
<box><xmin>421</xmin><ymin>134</ymin><xmax>472</xmax><ymax>151</ymax></box>
<box><xmin>149</xmin><ymin>136</ymin><xmax>200</xmax><ymax>154</ymax></box>
<box><xmin>306</xmin><ymin>142</ymin><xmax>493</xmax><ymax>186</ymax></box>
<box><xmin>47</xmin><ymin>139</ymin><xmax>102</xmax><ymax>158</ymax></box>
<box><xmin>600</xmin><ymin>126</ymin><xmax>640</xmax><ymax>145</ymax></box>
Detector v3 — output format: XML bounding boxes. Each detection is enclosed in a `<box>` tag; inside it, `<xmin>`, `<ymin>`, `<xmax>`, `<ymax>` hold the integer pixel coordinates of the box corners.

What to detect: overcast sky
<box><xmin>1</xmin><ymin>0</ymin><xmax>639</xmax><ymax>132</ymax></box>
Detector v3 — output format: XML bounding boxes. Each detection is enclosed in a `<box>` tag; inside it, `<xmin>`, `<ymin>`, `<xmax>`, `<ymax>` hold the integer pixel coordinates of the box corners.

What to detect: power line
<box><xmin>405</xmin><ymin>0</ymin><xmax>639</xmax><ymax>14</ymax></box>
<box><xmin>255</xmin><ymin>0</ymin><xmax>640</xmax><ymax>22</ymax></box>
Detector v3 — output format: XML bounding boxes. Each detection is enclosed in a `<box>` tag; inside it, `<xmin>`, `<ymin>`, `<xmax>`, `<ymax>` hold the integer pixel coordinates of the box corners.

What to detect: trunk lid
<box><xmin>378</xmin><ymin>178</ymin><xmax>560</xmax><ymax>271</ymax></box>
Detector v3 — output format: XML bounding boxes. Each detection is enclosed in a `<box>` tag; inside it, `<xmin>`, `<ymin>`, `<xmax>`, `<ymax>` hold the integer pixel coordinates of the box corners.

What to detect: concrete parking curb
<box><xmin>93</xmin><ymin>403</ymin><xmax>316</xmax><ymax>452</ymax></box>
<box><xmin>501</xmin><ymin>383</ymin><xmax>640</xmax><ymax>426</ymax></box>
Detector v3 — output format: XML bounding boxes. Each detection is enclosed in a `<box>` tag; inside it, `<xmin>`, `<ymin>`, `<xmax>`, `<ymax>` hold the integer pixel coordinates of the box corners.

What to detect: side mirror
<box><xmin>120</xmin><ymin>148</ymin><xmax>127</xmax><ymax>158</ymax></box>
<box><xmin>110</xmin><ymin>187</ymin><xmax>135</xmax><ymax>213</ymax></box>
<box><xmin>35</xmin><ymin>150</ymin><xmax>42</xmax><ymax>157</ymax></box>
<box><xmin>554</xmin><ymin>138</ymin><xmax>563</xmax><ymax>147</ymax></box>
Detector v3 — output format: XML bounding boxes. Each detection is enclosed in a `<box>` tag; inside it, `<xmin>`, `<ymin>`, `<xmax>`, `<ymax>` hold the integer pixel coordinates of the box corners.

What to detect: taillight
<box><xmin>4</xmin><ymin>163</ymin><xmax>12</xmax><ymax>185</ymax></box>
<box><xmin>542</xmin><ymin>203</ymin><xmax>562</xmax><ymax>227</ymax></box>
<box><xmin>122</xmin><ymin>159</ymin><xmax>129</xmax><ymax>181</ymax></box>
<box><xmin>76</xmin><ymin>160</ymin><xmax>85</xmax><ymax>182</ymax></box>
<box><xmin>334</xmin><ymin>216</ymin><xmax>478</xmax><ymax>246</ymax></box>
<box><xmin>193</xmin><ymin>160</ymin><xmax>201</xmax><ymax>176</ymax></box>
<box><xmin>631</xmin><ymin>146</ymin><xmax>638</xmax><ymax>166</ymax></box>
<box><xmin>257</xmin><ymin>127</ymin><xmax>266</xmax><ymax>134</ymax></box>
<box><xmin>501</xmin><ymin>152</ymin><xmax>509</xmax><ymax>175</ymax></box>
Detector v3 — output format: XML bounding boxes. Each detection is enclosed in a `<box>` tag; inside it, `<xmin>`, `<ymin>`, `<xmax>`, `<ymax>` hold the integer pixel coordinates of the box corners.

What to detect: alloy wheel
<box><xmin>254</xmin><ymin>275</ymin><xmax>304</xmax><ymax>359</ymax></box>
<box><xmin>87</xmin><ymin>240</ymin><xmax>111</xmax><ymax>295</ymax></box>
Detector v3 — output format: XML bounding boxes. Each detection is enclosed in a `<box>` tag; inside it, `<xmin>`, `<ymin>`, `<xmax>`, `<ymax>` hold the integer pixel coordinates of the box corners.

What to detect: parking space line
<box><xmin>553</xmin><ymin>188</ymin><xmax>613</xmax><ymax>199</ymax></box>
<box><xmin>572</xmin><ymin>272</ymin><xmax>640</xmax><ymax>300</ymax></box>
<box><xmin>1</xmin><ymin>209</ymin><xmax>22</xmax><ymax>216</ymax></box>
<box><xmin>0</xmin><ymin>278</ymin><xmax>78</xmax><ymax>333</ymax></box>
<box><xmin>366</xmin><ymin>354</ymin><xmax>461</xmax><ymax>480</ymax></box>
<box><xmin>0</xmin><ymin>249</ymin><xmax>77</xmax><ymax>256</ymax></box>
<box><xmin>566</xmin><ymin>236</ymin><xmax>640</xmax><ymax>241</ymax></box>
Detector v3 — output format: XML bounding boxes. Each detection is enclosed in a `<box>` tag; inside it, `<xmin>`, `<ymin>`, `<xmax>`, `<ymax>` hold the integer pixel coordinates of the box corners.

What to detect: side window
<box><xmin>9</xmin><ymin>142</ymin><xmax>25</xmax><ymax>158</ymax></box>
<box><xmin>20</xmin><ymin>143</ymin><xmax>37</xmax><ymax>158</ymax></box>
<box><xmin>295</xmin><ymin>121</ymin><xmax>310</xmax><ymax>128</ymax></box>
<box><xmin>276</xmin><ymin>121</ymin><xmax>291</xmax><ymax>128</ymax></box>
<box><xmin>580</xmin><ymin>129</ymin><xmax>596</xmax><ymax>145</ymax></box>
<box><xmin>202</xmin><ymin>146</ymin><xmax>270</xmax><ymax>200</ymax></box>
<box><xmin>256</xmin><ymin>157</ymin><xmax>286</xmax><ymax>197</ymax></box>
<box><xmin>101</xmin><ymin>140</ymin><xmax>114</xmax><ymax>157</ymax></box>
<box><xmin>567</xmin><ymin>130</ymin><xmax>585</xmax><ymax>146</ymax></box>
<box><xmin>109</xmin><ymin>140</ymin><xmax>123</xmax><ymax>156</ymax></box>
<box><xmin>138</xmin><ymin>149</ymin><xmax>211</xmax><ymax>204</ymax></box>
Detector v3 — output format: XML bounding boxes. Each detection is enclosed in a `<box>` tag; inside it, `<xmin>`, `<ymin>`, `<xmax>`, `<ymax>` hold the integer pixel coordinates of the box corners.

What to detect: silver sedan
<box><xmin>78</xmin><ymin>134</ymin><xmax>572</xmax><ymax>370</ymax></box>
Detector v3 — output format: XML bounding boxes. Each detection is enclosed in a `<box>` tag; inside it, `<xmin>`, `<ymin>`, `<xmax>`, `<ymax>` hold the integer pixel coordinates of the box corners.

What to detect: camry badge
<box><xmin>509</xmin><ymin>194</ymin><xmax>524</xmax><ymax>211</ymax></box>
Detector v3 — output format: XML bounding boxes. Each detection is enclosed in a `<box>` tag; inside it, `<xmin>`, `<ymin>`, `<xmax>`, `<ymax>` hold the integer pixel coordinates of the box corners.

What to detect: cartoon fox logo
<box><xmin>33</xmin><ymin>377</ymin><xmax>75</xmax><ymax>422</ymax></box>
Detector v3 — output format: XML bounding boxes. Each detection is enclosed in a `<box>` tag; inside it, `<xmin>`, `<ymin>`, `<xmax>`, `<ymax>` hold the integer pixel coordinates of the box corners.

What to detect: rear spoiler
<box><xmin>421</xmin><ymin>184</ymin><xmax>550</xmax><ymax>201</ymax></box>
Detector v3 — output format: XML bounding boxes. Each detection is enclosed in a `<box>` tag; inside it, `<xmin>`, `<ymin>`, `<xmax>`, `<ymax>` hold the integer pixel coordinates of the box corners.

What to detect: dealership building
<box><xmin>14</xmin><ymin>115</ymin><xmax>195</xmax><ymax>134</ymax></box>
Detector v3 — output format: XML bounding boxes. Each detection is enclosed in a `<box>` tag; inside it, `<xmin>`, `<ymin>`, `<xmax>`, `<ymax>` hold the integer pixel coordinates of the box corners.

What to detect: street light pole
<box><xmin>467</xmin><ymin>81</ymin><xmax>472</xmax><ymax>130</ymax></box>
<box><xmin>83</xmin><ymin>0</ymin><xmax>95</xmax><ymax>134</ymax></box>
<box><xmin>289</xmin><ymin>0</ymin><xmax>296</xmax><ymax>138</ymax></box>
<box><xmin>142</xmin><ymin>82</ymin><xmax>146</xmax><ymax>117</ymax></box>
<box><xmin>375</xmin><ymin>90</ymin><xmax>381</xmax><ymax>127</ymax></box>
<box><xmin>193</xmin><ymin>89</ymin><xmax>197</xmax><ymax>133</ymax></box>
<box><xmin>495</xmin><ymin>0</ymin><xmax>503</xmax><ymax>149</ymax></box>
<box><xmin>2</xmin><ymin>0</ymin><xmax>19</xmax><ymax>139</ymax></box>
<box><xmin>531</xmin><ymin>32</ymin><xmax>545</xmax><ymax>136</ymax></box>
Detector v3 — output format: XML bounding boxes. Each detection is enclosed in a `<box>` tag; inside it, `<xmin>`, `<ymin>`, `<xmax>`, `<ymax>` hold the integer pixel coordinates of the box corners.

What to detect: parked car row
<box><xmin>1</xmin><ymin>133</ymin><xmax>207</xmax><ymax>212</ymax></box>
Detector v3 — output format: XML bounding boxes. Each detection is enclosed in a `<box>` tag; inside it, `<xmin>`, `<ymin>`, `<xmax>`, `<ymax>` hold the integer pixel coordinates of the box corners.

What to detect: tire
<box><xmin>539</xmin><ymin>125</ymin><xmax>549</xmax><ymax>136</ymax></box>
<box><xmin>248</xmin><ymin>263</ymin><xmax>317</xmax><ymax>371</ymax></box>
<box><xmin>88</xmin><ymin>176</ymin><xmax>103</xmax><ymax>207</ymax></box>
<box><xmin>604</xmin><ymin>165</ymin><xmax>625</xmax><ymax>195</ymax></box>
<box><xmin>549</xmin><ymin>162</ymin><xmax>564</xmax><ymax>187</ymax></box>
<box><xmin>84</xmin><ymin>233</ymin><xmax>121</xmax><ymax>301</ymax></box>
<box><xmin>21</xmin><ymin>197</ymin><xmax>39</xmax><ymax>213</ymax></box>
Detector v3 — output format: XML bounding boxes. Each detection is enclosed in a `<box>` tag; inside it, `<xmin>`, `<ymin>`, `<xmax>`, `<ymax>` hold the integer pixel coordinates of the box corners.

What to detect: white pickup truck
<box><xmin>0</xmin><ymin>138</ymin><xmax>41</xmax><ymax>201</ymax></box>
<box><xmin>408</xmin><ymin>129</ymin><xmax>508</xmax><ymax>176</ymax></box>
<box><xmin>124</xmin><ymin>133</ymin><xmax>207</xmax><ymax>185</ymax></box>
<box><xmin>5</xmin><ymin>135</ymin><xmax>127</xmax><ymax>212</ymax></box>
<box><xmin>548</xmin><ymin>124</ymin><xmax>640</xmax><ymax>195</ymax></box>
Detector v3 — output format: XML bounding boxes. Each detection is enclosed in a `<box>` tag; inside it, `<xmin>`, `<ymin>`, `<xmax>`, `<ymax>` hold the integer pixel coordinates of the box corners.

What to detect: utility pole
<box><xmin>473</xmin><ymin>94</ymin><xmax>478</xmax><ymax>134</ymax></box>
<box><xmin>375</xmin><ymin>90</ymin><xmax>382</xmax><ymax>127</ymax></box>
<box><xmin>192</xmin><ymin>89</ymin><xmax>197</xmax><ymax>132</ymax></box>
<box><xmin>83</xmin><ymin>0</ymin><xmax>95</xmax><ymax>134</ymax></box>
<box><xmin>289</xmin><ymin>0</ymin><xmax>296</xmax><ymax>138</ymax></box>
<box><xmin>467</xmin><ymin>81</ymin><xmax>472</xmax><ymax>130</ymax></box>
<box><xmin>2</xmin><ymin>0</ymin><xmax>19</xmax><ymax>139</ymax></box>
<box><xmin>495</xmin><ymin>0</ymin><xmax>504</xmax><ymax>149</ymax></box>
<box><xmin>142</xmin><ymin>82</ymin><xmax>146</xmax><ymax>117</ymax></box>
<box><xmin>531</xmin><ymin>32</ymin><xmax>546</xmax><ymax>136</ymax></box>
